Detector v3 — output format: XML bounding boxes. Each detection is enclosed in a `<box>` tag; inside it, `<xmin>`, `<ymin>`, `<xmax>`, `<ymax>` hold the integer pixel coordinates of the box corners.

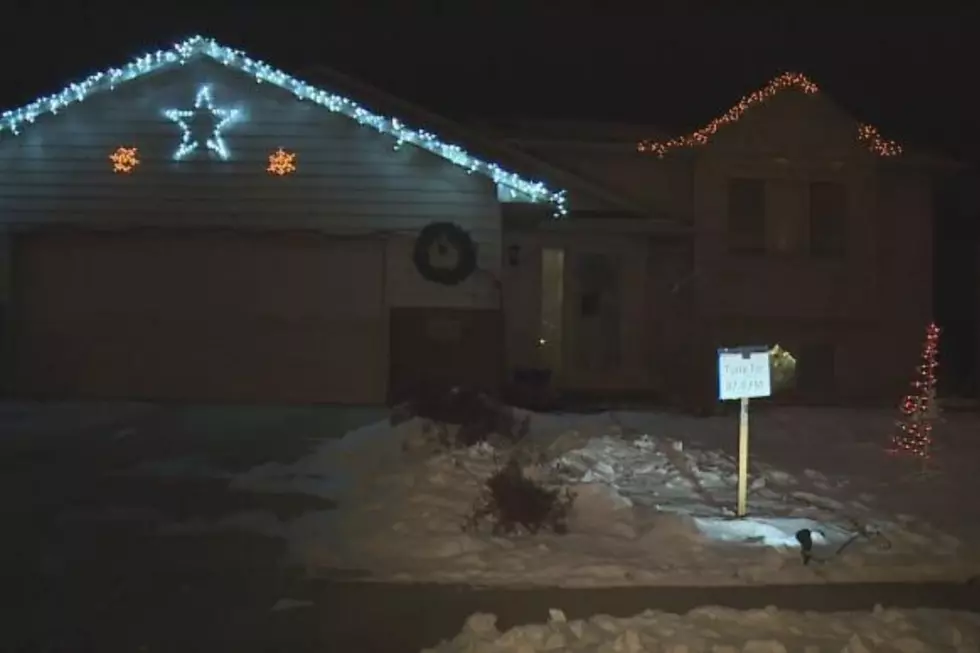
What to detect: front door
<box><xmin>564</xmin><ymin>249</ymin><xmax>623</xmax><ymax>389</ymax></box>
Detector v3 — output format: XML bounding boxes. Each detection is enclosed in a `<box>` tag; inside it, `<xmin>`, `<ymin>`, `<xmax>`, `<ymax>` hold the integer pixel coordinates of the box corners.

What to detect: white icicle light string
<box><xmin>0</xmin><ymin>35</ymin><xmax>567</xmax><ymax>216</ymax></box>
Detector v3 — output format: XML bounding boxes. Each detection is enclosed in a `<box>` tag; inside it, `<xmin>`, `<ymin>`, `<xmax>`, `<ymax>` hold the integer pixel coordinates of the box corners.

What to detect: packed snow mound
<box><xmin>423</xmin><ymin>604</ymin><xmax>980</xmax><ymax>652</ymax></box>
<box><xmin>138</xmin><ymin>408</ymin><xmax>980</xmax><ymax>587</ymax></box>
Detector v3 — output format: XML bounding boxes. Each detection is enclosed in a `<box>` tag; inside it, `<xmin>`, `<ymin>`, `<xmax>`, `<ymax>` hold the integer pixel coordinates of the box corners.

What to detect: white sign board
<box><xmin>718</xmin><ymin>349</ymin><xmax>772</xmax><ymax>400</ymax></box>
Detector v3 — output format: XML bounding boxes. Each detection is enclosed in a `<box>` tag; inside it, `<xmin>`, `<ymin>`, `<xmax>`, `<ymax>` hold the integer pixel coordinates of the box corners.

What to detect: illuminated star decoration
<box><xmin>163</xmin><ymin>85</ymin><xmax>239</xmax><ymax>160</ymax></box>
<box><xmin>109</xmin><ymin>146</ymin><xmax>140</xmax><ymax>173</ymax></box>
<box><xmin>267</xmin><ymin>147</ymin><xmax>296</xmax><ymax>176</ymax></box>
<box><xmin>0</xmin><ymin>36</ymin><xmax>567</xmax><ymax>216</ymax></box>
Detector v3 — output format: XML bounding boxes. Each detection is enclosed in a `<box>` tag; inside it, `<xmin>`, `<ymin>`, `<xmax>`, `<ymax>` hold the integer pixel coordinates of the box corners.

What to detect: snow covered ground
<box><xmin>140</xmin><ymin>406</ymin><xmax>980</xmax><ymax>587</ymax></box>
<box><xmin>423</xmin><ymin>604</ymin><xmax>980</xmax><ymax>652</ymax></box>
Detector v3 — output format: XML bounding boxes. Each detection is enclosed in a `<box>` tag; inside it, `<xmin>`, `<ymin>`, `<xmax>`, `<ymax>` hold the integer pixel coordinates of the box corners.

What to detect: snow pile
<box><xmin>423</xmin><ymin>604</ymin><xmax>980</xmax><ymax>653</ymax></box>
<box><xmin>147</xmin><ymin>408</ymin><xmax>980</xmax><ymax>587</ymax></box>
<box><xmin>552</xmin><ymin>434</ymin><xmax>893</xmax><ymax>554</ymax></box>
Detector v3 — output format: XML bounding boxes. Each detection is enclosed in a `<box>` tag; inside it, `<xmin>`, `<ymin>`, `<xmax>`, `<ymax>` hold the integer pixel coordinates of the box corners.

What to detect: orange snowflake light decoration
<box><xmin>637</xmin><ymin>72</ymin><xmax>902</xmax><ymax>158</ymax></box>
<box><xmin>267</xmin><ymin>147</ymin><xmax>296</xmax><ymax>176</ymax></box>
<box><xmin>109</xmin><ymin>146</ymin><xmax>140</xmax><ymax>173</ymax></box>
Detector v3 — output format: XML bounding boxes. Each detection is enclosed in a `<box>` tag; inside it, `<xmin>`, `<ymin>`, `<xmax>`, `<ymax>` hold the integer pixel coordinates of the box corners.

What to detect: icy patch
<box><xmin>691</xmin><ymin>516</ymin><xmax>851</xmax><ymax>548</ymax></box>
<box><xmin>554</xmin><ymin>433</ymin><xmax>853</xmax><ymax>523</ymax></box>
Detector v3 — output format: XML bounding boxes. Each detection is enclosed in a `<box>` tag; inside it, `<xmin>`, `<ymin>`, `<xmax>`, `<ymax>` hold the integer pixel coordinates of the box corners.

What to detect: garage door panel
<box><xmin>16</xmin><ymin>323</ymin><xmax>152</xmax><ymax>398</ymax></box>
<box><xmin>17</xmin><ymin>313</ymin><xmax>386</xmax><ymax>404</ymax></box>
<box><xmin>13</xmin><ymin>232</ymin><xmax>387</xmax><ymax>404</ymax></box>
<box><xmin>18</xmin><ymin>234</ymin><xmax>385</xmax><ymax>322</ymax></box>
<box><xmin>212</xmin><ymin>320</ymin><xmax>385</xmax><ymax>404</ymax></box>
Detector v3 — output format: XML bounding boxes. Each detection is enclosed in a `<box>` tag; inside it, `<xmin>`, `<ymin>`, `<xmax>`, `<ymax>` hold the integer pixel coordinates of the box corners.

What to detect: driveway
<box><xmin>2</xmin><ymin>403</ymin><xmax>978</xmax><ymax>652</ymax></box>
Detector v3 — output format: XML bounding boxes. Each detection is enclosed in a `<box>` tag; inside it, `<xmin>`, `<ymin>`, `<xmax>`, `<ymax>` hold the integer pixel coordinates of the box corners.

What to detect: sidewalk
<box><xmin>8</xmin><ymin>521</ymin><xmax>979</xmax><ymax>653</ymax></box>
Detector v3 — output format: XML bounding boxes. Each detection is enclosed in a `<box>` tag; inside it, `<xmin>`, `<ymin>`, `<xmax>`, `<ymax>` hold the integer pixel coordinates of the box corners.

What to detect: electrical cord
<box><xmin>794</xmin><ymin>520</ymin><xmax>892</xmax><ymax>566</ymax></box>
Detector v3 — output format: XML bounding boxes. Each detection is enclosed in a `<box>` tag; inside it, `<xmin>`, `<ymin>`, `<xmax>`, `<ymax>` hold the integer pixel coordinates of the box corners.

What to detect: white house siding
<box><xmin>0</xmin><ymin>59</ymin><xmax>501</xmax><ymax>274</ymax></box>
<box><xmin>0</xmin><ymin>229</ymin><xmax>10</xmax><ymax>394</ymax></box>
<box><xmin>385</xmin><ymin>232</ymin><xmax>501</xmax><ymax>309</ymax></box>
<box><xmin>0</xmin><ymin>57</ymin><xmax>504</xmax><ymax>403</ymax></box>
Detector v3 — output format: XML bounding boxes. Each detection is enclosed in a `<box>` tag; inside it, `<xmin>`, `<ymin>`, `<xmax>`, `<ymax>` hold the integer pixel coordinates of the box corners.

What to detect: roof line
<box><xmin>0</xmin><ymin>35</ymin><xmax>567</xmax><ymax>215</ymax></box>
<box><xmin>636</xmin><ymin>72</ymin><xmax>903</xmax><ymax>159</ymax></box>
<box><xmin>490</xmin><ymin>141</ymin><xmax>657</xmax><ymax>218</ymax></box>
<box><xmin>300</xmin><ymin>64</ymin><xmax>655</xmax><ymax>218</ymax></box>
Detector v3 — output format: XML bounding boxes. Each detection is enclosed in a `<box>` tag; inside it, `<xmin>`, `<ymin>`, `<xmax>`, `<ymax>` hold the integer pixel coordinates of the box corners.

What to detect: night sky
<box><xmin>4</xmin><ymin>8</ymin><xmax>979</xmax><ymax>392</ymax></box>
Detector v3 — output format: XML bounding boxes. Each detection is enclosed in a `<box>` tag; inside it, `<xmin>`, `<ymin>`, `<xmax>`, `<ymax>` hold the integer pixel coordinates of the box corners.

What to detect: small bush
<box><xmin>394</xmin><ymin>386</ymin><xmax>530</xmax><ymax>449</ymax></box>
<box><xmin>464</xmin><ymin>458</ymin><xmax>575</xmax><ymax>536</ymax></box>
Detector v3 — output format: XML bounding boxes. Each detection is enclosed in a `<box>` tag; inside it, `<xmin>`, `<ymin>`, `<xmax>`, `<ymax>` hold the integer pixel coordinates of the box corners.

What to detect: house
<box><xmin>931</xmin><ymin>166</ymin><xmax>980</xmax><ymax>401</ymax></box>
<box><xmin>0</xmin><ymin>40</ymin><xmax>952</xmax><ymax>409</ymax></box>
<box><xmin>0</xmin><ymin>35</ymin><xmax>595</xmax><ymax>405</ymax></box>
<box><xmin>493</xmin><ymin>73</ymin><xmax>955</xmax><ymax>406</ymax></box>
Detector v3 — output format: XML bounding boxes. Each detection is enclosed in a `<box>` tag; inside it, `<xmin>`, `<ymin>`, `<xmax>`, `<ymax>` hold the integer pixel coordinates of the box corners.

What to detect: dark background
<box><xmin>3</xmin><ymin>7</ymin><xmax>978</xmax><ymax>394</ymax></box>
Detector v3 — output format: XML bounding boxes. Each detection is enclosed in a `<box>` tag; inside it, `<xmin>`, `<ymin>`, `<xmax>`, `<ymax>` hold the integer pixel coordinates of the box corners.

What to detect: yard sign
<box><xmin>717</xmin><ymin>346</ymin><xmax>772</xmax><ymax>517</ymax></box>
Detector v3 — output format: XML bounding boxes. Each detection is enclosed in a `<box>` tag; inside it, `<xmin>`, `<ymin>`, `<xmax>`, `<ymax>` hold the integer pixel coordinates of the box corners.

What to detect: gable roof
<box><xmin>298</xmin><ymin>65</ymin><xmax>659</xmax><ymax>219</ymax></box>
<box><xmin>636</xmin><ymin>72</ymin><xmax>904</xmax><ymax>159</ymax></box>
<box><xmin>0</xmin><ymin>35</ymin><xmax>567</xmax><ymax>215</ymax></box>
<box><xmin>486</xmin><ymin>119</ymin><xmax>674</xmax><ymax>145</ymax></box>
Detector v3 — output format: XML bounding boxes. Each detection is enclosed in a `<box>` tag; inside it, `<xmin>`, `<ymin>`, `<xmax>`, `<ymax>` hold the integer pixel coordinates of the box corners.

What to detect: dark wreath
<box><xmin>412</xmin><ymin>221</ymin><xmax>477</xmax><ymax>286</ymax></box>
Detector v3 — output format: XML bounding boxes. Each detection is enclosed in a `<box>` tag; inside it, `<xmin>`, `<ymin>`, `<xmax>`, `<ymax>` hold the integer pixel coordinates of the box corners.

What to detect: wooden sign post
<box><xmin>717</xmin><ymin>346</ymin><xmax>773</xmax><ymax>518</ymax></box>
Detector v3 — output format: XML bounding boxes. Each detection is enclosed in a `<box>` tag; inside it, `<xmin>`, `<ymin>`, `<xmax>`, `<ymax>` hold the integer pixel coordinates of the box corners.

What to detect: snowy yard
<box><xmin>137</xmin><ymin>405</ymin><xmax>980</xmax><ymax>588</ymax></box>
<box><xmin>424</xmin><ymin>604</ymin><xmax>980</xmax><ymax>652</ymax></box>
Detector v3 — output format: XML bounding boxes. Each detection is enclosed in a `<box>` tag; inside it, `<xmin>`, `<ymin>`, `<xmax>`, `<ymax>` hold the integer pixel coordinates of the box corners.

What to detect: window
<box><xmin>727</xmin><ymin>178</ymin><xmax>767</xmax><ymax>255</ymax></box>
<box><xmin>809</xmin><ymin>182</ymin><xmax>848</xmax><ymax>258</ymax></box>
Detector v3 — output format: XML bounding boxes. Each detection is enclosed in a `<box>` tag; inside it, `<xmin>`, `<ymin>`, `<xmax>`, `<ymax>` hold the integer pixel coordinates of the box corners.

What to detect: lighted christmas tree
<box><xmin>890</xmin><ymin>322</ymin><xmax>941</xmax><ymax>458</ymax></box>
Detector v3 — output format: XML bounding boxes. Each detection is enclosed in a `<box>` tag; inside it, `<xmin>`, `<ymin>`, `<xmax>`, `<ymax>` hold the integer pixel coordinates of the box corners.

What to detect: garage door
<box><xmin>11</xmin><ymin>230</ymin><xmax>387</xmax><ymax>404</ymax></box>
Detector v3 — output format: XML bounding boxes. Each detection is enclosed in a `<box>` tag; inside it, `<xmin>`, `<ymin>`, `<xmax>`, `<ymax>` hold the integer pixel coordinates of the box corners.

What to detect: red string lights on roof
<box><xmin>636</xmin><ymin>72</ymin><xmax>903</xmax><ymax>158</ymax></box>
<box><xmin>857</xmin><ymin>124</ymin><xmax>902</xmax><ymax>157</ymax></box>
<box><xmin>890</xmin><ymin>322</ymin><xmax>941</xmax><ymax>458</ymax></box>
